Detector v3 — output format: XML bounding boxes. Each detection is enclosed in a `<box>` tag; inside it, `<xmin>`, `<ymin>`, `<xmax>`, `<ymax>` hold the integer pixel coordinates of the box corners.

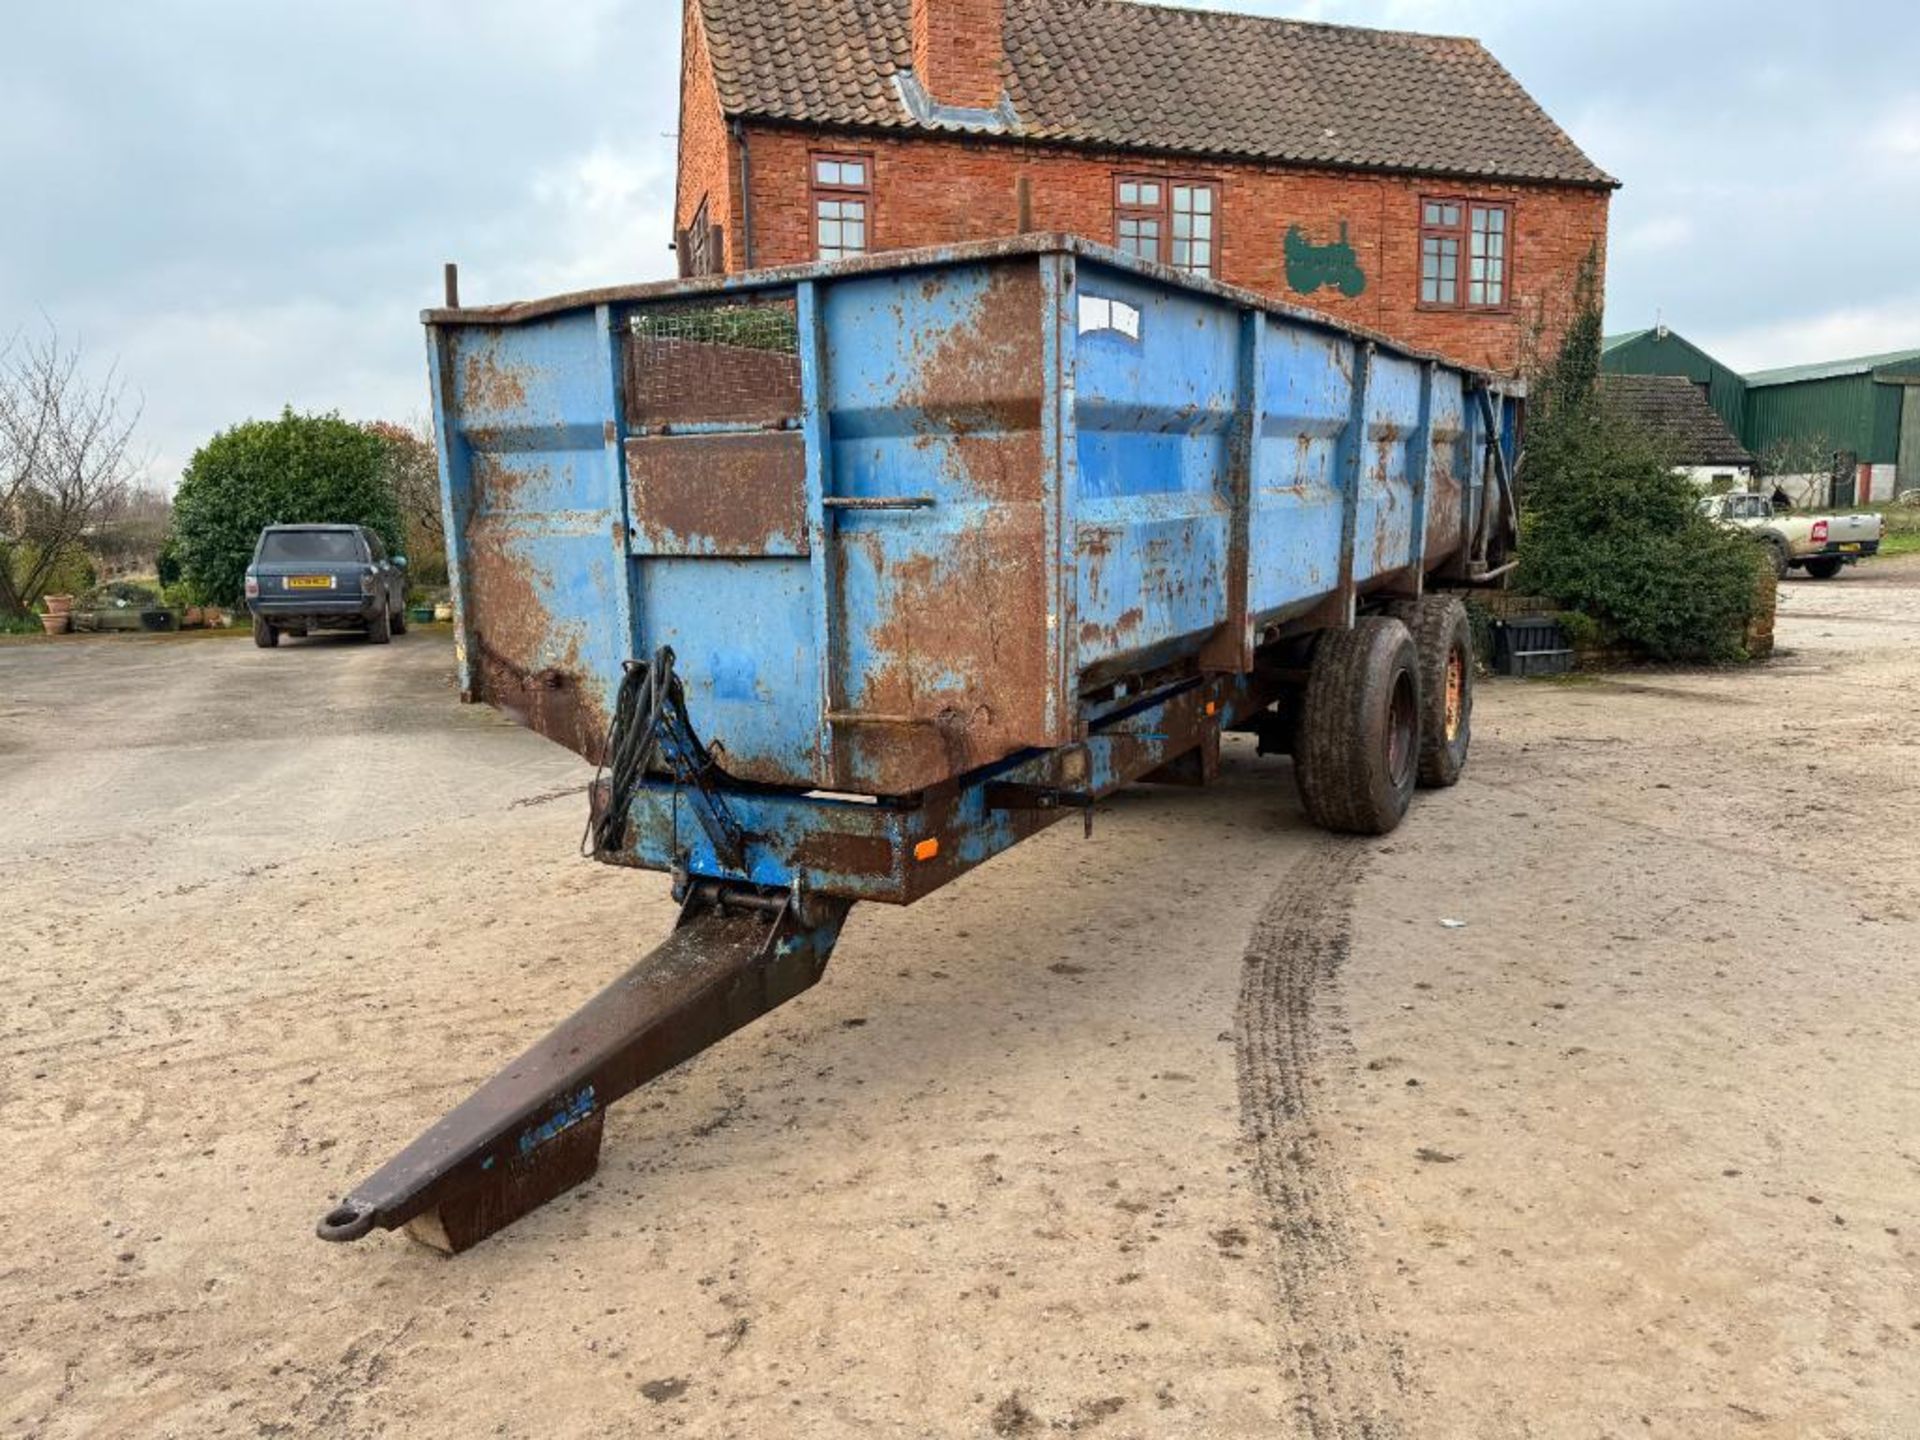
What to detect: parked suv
<box><xmin>245</xmin><ymin>524</ymin><xmax>408</xmax><ymax>647</ymax></box>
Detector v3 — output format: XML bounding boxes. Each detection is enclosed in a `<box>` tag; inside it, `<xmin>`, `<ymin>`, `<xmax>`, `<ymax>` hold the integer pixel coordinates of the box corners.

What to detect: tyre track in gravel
<box><xmin>1236</xmin><ymin>838</ymin><xmax>1409</xmax><ymax>1440</ymax></box>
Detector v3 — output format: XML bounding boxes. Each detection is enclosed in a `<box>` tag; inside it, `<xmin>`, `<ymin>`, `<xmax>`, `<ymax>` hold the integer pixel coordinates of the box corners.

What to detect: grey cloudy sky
<box><xmin>5</xmin><ymin>0</ymin><xmax>1916</xmax><ymax>487</ymax></box>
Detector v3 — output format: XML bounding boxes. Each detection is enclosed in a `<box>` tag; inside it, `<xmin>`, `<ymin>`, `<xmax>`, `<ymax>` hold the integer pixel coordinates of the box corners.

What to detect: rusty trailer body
<box><xmin>317</xmin><ymin>236</ymin><xmax>1518</xmax><ymax>1253</ymax></box>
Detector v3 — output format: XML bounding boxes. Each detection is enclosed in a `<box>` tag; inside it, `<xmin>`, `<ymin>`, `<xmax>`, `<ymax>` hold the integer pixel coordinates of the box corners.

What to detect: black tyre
<box><xmin>1762</xmin><ymin>535</ymin><xmax>1789</xmax><ymax>580</ymax></box>
<box><xmin>252</xmin><ymin>614</ymin><xmax>279</xmax><ymax>649</ymax></box>
<box><xmin>367</xmin><ymin>605</ymin><xmax>392</xmax><ymax>644</ymax></box>
<box><xmin>1386</xmin><ymin>595</ymin><xmax>1474</xmax><ymax>789</ymax></box>
<box><xmin>1293</xmin><ymin>617</ymin><xmax>1420</xmax><ymax>836</ymax></box>
<box><xmin>391</xmin><ymin>604</ymin><xmax>409</xmax><ymax>635</ymax></box>
<box><xmin>1802</xmin><ymin>557</ymin><xmax>1844</xmax><ymax>580</ymax></box>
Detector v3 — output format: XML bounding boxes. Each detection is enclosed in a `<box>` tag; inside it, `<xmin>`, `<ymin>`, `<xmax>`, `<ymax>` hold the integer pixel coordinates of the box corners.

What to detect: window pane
<box><xmin>1119</xmin><ymin>182</ymin><xmax>1140</xmax><ymax>206</ymax></box>
<box><xmin>1469</xmin><ymin>208</ymin><xmax>1506</xmax><ymax>305</ymax></box>
<box><xmin>1118</xmin><ymin>217</ymin><xmax>1160</xmax><ymax>261</ymax></box>
<box><xmin>841</xmin><ymin>161</ymin><xmax>865</xmax><ymax>187</ymax></box>
<box><xmin>818</xmin><ymin>198</ymin><xmax>867</xmax><ymax>258</ymax></box>
<box><xmin>1422</xmin><ymin>237</ymin><xmax>1457</xmax><ymax>303</ymax></box>
<box><xmin>1174</xmin><ymin>183</ymin><xmax>1212</xmax><ymax>215</ymax></box>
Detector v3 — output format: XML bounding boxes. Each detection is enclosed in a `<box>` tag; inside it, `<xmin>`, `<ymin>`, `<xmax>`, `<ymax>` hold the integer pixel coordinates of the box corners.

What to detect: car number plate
<box><xmin>287</xmin><ymin>575</ymin><xmax>334</xmax><ymax>589</ymax></box>
<box><xmin>1838</xmin><ymin>543</ymin><xmax>1861</xmax><ymax>553</ymax></box>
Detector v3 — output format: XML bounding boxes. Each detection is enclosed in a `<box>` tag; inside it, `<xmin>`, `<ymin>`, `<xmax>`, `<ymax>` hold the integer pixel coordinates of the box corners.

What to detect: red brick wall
<box><xmin>912</xmin><ymin>0</ymin><xmax>1006</xmax><ymax>110</ymax></box>
<box><xmin>675</xmin><ymin>2</ymin><xmax>735</xmax><ymax>271</ymax></box>
<box><xmin>734</xmin><ymin>124</ymin><xmax>1611</xmax><ymax>375</ymax></box>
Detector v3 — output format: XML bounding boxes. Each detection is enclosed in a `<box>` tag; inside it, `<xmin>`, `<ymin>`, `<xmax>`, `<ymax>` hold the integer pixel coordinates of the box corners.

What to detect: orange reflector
<box><xmin>913</xmin><ymin>838</ymin><xmax>940</xmax><ymax>863</ymax></box>
<box><xmin>1205</xmin><ymin>701</ymin><xmax>1219</xmax><ymax>717</ymax></box>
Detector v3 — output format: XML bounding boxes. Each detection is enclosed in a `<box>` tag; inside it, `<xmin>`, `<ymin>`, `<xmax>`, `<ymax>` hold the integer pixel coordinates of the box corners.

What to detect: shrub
<box><xmin>1517</xmin><ymin>417</ymin><xmax>1761</xmax><ymax>661</ymax></box>
<box><xmin>1515</xmin><ymin>253</ymin><xmax>1763</xmax><ymax>663</ymax></box>
<box><xmin>173</xmin><ymin>409</ymin><xmax>402</xmax><ymax>605</ymax></box>
<box><xmin>155</xmin><ymin>534</ymin><xmax>184</xmax><ymax>588</ymax></box>
<box><xmin>8</xmin><ymin>542</ymin><xmax>96</xmax><ymax>607</ymax></box>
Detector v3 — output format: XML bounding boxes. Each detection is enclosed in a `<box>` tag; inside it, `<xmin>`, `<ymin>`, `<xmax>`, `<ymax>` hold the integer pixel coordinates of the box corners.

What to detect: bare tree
<box><xmin>0</xmin><ymin>326</ymin><xmax>142</xmax><ymax>615</ymax></box>
<box><xmin>89</xmin><ymin>485</ymin><xmax>174</xmax><ymax>578</ymax></box>
<box><xmin>364</xmin><ymin>417</ymin><xmax>445</xmax><ymax>580</ymax></box>
<box><xmin>1756</xmin><ymin>430</ymin><xmax>1841</xmax><ymax>509</ymax></box>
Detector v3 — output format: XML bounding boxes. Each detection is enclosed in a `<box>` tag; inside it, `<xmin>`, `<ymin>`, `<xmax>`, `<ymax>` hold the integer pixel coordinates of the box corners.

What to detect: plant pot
<box><xmin>43</xmin><ymin>594</ymin><xmax>74</xmax><ymax>616</ymax></box>
<box><xmin>40</xmin><ymin>612</ymin><xmax>70</xmax><ymax>635</ymax></box>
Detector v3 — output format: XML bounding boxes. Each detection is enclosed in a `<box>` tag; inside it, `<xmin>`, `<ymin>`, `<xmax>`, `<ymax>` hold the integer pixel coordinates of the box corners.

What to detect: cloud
<box><xmin>3</xmin><ymin>0</ymin><xmax>1917</xmax><ymax>491</ymax></box>
<box><xmin>1700</xmin><ymin>291</ymin><xmax>1920</xmax><ymax>373</ymax></box>
<box><xmin>1616</xmin><ymin>215</ymin><xmax>1695</xmax><ymax>255</ymax></box>
<box><xmin>1869</xmin><ymin>97</ymin><xmax>1920</xmax><ymax>163</ymax></box>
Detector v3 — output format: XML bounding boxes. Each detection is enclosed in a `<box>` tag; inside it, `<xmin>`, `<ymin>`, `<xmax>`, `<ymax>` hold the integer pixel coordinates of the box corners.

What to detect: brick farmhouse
<box><xmin>675</xmin><ymin>0</ymin><xmax>1616</xmax><ymax>376</ymax></box>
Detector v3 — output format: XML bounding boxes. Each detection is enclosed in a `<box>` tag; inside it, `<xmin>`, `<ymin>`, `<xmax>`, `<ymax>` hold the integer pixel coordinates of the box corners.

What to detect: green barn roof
<box><xmin>1745</xmin><ymin>348</ymin><xmax>1920</xmax><ymax>388</ymax></box>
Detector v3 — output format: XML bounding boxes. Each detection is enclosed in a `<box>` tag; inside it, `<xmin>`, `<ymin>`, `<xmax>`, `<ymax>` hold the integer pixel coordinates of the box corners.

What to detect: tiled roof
<box><xmin>1598</xmin><ymin>375</ymin><xmax>1754</xmax><ymax>468</ymax></box>
<box><xmin>697</xmin><ymin>0</ymin><xmax>1615</xmax><ymax>187</ymax></box>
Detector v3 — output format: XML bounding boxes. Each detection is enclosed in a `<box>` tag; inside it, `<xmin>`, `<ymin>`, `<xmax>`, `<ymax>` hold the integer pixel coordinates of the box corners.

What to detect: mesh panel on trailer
<box><xmin>625</xmin><ymin>298</ymin><xmax>802</xmax><ymax>429</ymax></box>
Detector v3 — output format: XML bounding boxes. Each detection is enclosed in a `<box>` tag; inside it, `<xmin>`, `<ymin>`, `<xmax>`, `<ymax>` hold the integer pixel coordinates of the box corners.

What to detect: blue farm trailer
<box><xmin>318</xmin><ymin>236</ymin><xmax>1518</xmax><ymax>1253</ymax></box>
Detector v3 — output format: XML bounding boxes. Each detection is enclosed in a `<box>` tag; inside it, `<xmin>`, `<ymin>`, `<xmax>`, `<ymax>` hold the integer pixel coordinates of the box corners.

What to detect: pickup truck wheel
<box><xmin>1293</xmin><ymin>617</ymin><xmax>1419</xmax><ymax>836</ymax></box>
<box><xmin>1802</xmin><ymin>557</ymin><xmax>1845</xmax><ymax>580</ymax></box>
<box><xmin>252</xmin><ymin>615</ymin><xmax>279</xmax><ymax>649</ymax></box>
<box><xmin>366</xmin><ymin>605</ymin><xmax>392</xmax><ymax>645</ymax></box>
<box><xmin>1762</xmin><ymin>536</ymin><xmax>1789</xmax><ymax>580</ymax></box>
<box><xmin>1387</xmin><ymin>596</ymin><xmax>1474</xmax><ymax>788</ymax></box>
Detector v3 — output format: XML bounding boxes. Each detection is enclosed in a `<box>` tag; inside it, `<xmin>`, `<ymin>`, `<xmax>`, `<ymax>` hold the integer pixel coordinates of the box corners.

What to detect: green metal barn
<box><xmin>1743</xmin><ymin>351</ymin><xmax>1920</xmax><ymax>504</ymax></box>
<box><xmin>1602</xmin><ymin>330</ymin><xmax>1920</xmax><ymax>503</ymax></box>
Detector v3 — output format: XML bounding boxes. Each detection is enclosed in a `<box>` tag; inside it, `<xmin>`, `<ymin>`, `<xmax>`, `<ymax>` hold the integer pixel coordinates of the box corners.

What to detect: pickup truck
<box><xmin>1698</xmin><ymin>493</ymin><xmax>1883</xmax><ymax>579</ymax></box>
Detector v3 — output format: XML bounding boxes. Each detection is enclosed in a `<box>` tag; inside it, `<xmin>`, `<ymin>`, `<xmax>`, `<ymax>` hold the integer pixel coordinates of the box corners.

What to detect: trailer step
<box><xmin>316</xmin><ymin>886</ymin><xmax>850</xmax><ymax>1253</ymax></box>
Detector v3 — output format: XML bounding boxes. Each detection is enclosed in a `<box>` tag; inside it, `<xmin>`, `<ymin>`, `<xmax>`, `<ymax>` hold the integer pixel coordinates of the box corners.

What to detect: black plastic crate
<box><xmin>1492</xmin><ymin>615</ymin><xmax>1573</xmax><ymax>677</ymax></box>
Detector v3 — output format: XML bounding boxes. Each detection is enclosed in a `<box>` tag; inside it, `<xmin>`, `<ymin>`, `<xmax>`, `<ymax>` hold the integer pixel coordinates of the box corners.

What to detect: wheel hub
<box><xmin>1444</xmin><ymin>648</ymin><xmax>1466</xmax><ymax>743</ymax></box>
<box><xmin>1387</xmin><ymin>673</ymin><xmax>1417</xmax><ymax>787</ymax></box>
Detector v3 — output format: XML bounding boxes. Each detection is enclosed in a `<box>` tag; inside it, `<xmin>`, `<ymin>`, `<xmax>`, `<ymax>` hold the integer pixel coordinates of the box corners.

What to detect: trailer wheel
<box><xmin>1387</xmin><ymin>595</ymin><xmax>1474</xmax><ymax>789</ymax></box>
<box><xmin>1293</xmin><ymin>617</ymin><xmax>1419</xmax><ymax>835</ymax></box>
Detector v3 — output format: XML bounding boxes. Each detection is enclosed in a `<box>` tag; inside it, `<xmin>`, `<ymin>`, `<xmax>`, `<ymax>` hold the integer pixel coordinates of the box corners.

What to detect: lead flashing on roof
<box><xmin>894</xmin><ymin>71</ymin><xmax>1020</xmax><ymax>134</ymax></box>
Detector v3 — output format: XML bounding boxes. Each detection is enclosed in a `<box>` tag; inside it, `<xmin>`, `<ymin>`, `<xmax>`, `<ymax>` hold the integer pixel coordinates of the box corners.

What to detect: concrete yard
<box><xmin>3</xmin><ymin>562</ymin><xmax>1918</xmax><ymax>1439</ymax></box>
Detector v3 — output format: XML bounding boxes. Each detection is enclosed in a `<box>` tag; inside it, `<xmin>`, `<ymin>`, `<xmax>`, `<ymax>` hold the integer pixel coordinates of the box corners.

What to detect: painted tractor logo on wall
<box><xmin>1284</xmin><ymin>222</ymin><xmax>1367</xmax><ymax>299</ymax></box>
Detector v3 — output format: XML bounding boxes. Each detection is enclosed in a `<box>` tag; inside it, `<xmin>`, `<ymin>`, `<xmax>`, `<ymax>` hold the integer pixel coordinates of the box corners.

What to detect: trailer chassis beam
<box><xmin>317</xmin><ymin>884</ymin><xmax>849</xmax><ymax>1253</ymax></box>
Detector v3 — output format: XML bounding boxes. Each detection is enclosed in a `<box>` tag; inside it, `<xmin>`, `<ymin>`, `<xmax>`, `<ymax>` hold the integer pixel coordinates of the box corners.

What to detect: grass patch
<box><xmin>1869</xmin><ymin>504</ymin><xmax>1920</xmax><ymax>557</ymax></box>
